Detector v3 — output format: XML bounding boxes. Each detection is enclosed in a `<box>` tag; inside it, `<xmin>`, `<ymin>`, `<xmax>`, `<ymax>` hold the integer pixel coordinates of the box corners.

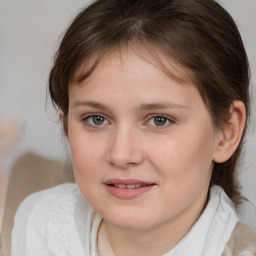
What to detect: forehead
<box><xmin>71</xmin><ymin>46</ymin><xmax>195</xmax><ymax>88</ymax></box>
<box><xmin>69</xmin><ymin>50</ymin><xmax>207</xmax><ymax>114</ymax></box>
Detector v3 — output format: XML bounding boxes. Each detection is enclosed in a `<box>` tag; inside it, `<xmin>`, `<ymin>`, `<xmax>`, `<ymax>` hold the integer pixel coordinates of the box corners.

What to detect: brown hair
<box><xmin>48</xmin><ymin>0</ymin><xmax>250</xmax><ymax>205</ymax></box>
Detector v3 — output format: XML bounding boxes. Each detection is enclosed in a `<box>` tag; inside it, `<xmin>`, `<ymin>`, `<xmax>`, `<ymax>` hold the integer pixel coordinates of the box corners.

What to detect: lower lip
<box><xmin>105</xmin><ymin>185</ymin><xmax>154</xmax><ymax>199</ymax></box>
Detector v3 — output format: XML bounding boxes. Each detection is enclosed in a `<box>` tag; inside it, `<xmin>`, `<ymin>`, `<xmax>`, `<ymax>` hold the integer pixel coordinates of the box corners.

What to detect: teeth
<box><xmin>113</xmin><ymin>184</ymin><xmax>145</xmax><ymax>189</ymax></box>
<box><xmin>127</xmin><ymin>184</ymin><xmax>136</xmax><ymax>189</ymax></box>
<box><xmin>114</xmin><ymin>184</ymin><xmax>126</xmax><ymax>188</ymax></box>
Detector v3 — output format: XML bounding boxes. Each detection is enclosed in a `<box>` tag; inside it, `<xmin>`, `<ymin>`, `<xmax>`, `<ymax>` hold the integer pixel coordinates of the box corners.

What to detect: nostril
<box><xmin>107</xmin><ymin>148</ymin><xmax>145</xmax><ymax>168</ymax></box>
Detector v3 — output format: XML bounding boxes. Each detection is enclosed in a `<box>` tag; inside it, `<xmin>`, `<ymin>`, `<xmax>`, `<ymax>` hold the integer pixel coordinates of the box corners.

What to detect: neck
<box><xmin>101</xmin><ymin>194</ymin><xmax>208</xmax><ymax>256</ymax></box>
<box><xmin>105</xmin><ymin>222</ymin><xmax>183</xmax><ymax>256</ymax></box>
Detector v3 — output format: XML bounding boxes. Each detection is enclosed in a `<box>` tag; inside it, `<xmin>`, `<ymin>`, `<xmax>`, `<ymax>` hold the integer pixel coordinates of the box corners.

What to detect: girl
<box><xmin>12</xmin><ymin>0</ymin><xmax>256</xmax><ymax>255</ymax></box>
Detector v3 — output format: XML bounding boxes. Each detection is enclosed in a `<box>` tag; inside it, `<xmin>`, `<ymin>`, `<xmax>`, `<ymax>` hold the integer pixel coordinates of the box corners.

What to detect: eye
<box><xmin>147</xmin><ymin>115</ymin><xmax>173</xmax><ymax>127</ymax></box>
<box><xmin>83</xmin><ymin>114</ymin><xmax>109</xmax><ymax>126</ymax></box>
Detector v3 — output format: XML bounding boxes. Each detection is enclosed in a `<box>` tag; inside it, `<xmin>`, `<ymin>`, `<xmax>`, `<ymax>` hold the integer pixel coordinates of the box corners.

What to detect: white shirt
<box><xmin>12</xmin><ymin>183</ymin><xmax>239</xmax><ymax>256</ymax></box>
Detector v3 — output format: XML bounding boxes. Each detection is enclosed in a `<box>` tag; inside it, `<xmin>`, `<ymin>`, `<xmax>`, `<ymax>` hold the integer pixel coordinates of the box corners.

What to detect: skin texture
<box><xmin>67</xmin><ymin>51</ymin><xmax>244</xmax><ymax>256</ymax></box>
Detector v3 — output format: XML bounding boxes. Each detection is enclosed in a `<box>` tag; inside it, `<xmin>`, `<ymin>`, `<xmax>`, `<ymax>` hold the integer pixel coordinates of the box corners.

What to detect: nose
<box><xmin>107</xmin><ymin>126</ymin><xmax>144</xmax><ymax>169</ymax></box>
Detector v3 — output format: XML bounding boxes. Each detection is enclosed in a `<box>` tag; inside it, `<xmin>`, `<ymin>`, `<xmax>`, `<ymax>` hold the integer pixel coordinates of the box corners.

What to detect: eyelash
<box><xmin>82</xmin><ymin>113</ymin><xmax>110</xmax><ymax>128</ymax></box>
<box><xmin>146</xmin><ymin>114</ymin><xmax>175</xmax><ymax>128</ymax></box>
<box><xmin>81</xmin><ymin>113</ymin><xmax>175</xmax><ymax>128</ymax></box>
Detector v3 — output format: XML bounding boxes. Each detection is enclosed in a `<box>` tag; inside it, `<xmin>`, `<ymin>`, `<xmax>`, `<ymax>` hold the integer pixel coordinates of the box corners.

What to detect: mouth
<box><xmin>108</xmin><ymin>183</ymin><xmax>152</xmax><ymax>189</ymax></box>
<box><xmin>105</xmin><ymin>178</ymin><xmax>155</xmax><ymax>188</ymax></box>
<box><xmin>104</xmin><ymin>179</ymin><xmax>156</xmax><ymax>199</ymax></box>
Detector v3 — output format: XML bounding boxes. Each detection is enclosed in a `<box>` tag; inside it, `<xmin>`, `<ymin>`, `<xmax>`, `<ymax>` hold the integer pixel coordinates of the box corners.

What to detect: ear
<box><xmin>58</xmin><ymin>109</ymin><xmax>64</xmax><ymax>122</ymax></box>
<box><xmin>213</xmin><ymin>101</ymin><xmax>246</xmax><ymax>163</ymax></box>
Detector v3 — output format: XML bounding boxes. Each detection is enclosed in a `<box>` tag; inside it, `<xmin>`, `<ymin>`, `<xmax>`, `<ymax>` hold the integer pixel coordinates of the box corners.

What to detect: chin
<box><xmin>103</xmin><ymin>211</ymin><xmax>154</xmax><ymax>231</ymax></box>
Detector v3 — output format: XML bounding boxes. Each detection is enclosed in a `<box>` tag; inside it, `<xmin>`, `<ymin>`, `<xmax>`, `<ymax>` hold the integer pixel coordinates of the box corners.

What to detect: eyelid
<box><xmin>145</xmin><ymin>114</ymin><xmax>175</xmax><ymax>127</ymax></box>
<box><xmin>82</xmin><ymin>113</ymin><xmax>111</xmax><ymax>127</ymax></box>
<box><xmin>80</xmin><ymin>113</ymin><xmax>175</xmax><ymax>128</ymax></box>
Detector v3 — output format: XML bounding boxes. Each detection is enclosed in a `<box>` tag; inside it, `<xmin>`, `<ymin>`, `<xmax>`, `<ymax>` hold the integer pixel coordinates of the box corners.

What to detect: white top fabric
<box><xmin>12</xmin><ymin>183</ymin><xmax>239</xmax><ymax>256</ymax></box>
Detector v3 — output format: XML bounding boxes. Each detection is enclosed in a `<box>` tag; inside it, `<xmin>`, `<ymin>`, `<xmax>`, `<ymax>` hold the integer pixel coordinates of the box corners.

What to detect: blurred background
<box><xmin>0</xmin><ymin>0</ymin><xmax>255</xmax><ymax>254</ymax></box>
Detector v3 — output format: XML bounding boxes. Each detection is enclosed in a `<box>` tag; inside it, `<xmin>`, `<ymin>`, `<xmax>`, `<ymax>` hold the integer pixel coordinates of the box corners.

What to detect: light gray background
<box><xmin>0</xmin><ymin>0</ymin><xmax>255</xmax><ymax>204</ymax></box>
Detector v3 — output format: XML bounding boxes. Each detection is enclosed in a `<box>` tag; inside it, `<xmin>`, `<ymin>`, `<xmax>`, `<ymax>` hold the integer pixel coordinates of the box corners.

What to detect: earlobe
<box><xmin>58</xmin><ymin>109</ymin><xmax>64</xmax><ymax>121</ymax></box>
<box><xmin>213</xmin><ymin>101</ymin><xmax>246</xmax><ymax>163</ymax></box>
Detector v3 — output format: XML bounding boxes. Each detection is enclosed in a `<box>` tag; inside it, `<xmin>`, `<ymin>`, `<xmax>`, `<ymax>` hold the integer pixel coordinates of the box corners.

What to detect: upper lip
<box><xmin>104</xmin><ymin>178</ymin><xmax>155</xmax><ymax>186</ymax></box>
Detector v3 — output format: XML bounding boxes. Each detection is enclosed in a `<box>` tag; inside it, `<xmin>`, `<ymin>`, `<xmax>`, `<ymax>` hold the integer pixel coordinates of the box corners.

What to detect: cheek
<box><xmin>148</xmin><ymin>129</ymin><xmax>215</xmax><ymax>182</ymax></box>
<box><xmin>68</xmin><ymin>130</ymin><xmax>105</xmax><ymax>178</ymax></box>
<box><xmin>69</xmin><ymin>134</ymin><xmax>105</xmax><ymax>202</ymax></box>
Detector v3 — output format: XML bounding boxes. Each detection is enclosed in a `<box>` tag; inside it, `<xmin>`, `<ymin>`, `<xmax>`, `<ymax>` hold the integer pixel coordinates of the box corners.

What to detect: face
<box><xmin>68</xmin><ymin>51</ymin><xmax>220</xmax><ymax>232</ymax></box>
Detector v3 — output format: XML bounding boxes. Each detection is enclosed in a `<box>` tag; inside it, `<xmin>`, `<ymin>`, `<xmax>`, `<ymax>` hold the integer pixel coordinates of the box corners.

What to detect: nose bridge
<box><xmin>107</xmin><ymin>124</ymin><xmax>143</xmax><ymax>168</ymax></box>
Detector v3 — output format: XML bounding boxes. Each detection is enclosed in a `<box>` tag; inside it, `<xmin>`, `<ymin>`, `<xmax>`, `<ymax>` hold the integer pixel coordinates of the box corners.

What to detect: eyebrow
<box><xmin>139</xmin><ymin>103</ymin><xmax>189</xmax><ymax>111</ymax></box>
<box><xmin>72</xmin><ymin>100</ymin><xmax>107</xmax><ymax>110</ymax></box>
<box><xmin>71</xmin><ymin>100</ymin><xmax>189</xmax><ymax>111</ymax></box>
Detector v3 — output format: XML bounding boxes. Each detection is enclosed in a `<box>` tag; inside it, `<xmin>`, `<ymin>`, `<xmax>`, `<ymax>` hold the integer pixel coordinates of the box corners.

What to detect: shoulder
<box><xmin>12</xmin><ymin>183</ymin><xmax>95</xmax><ymax>256</ymax></box>
<box><xmin>13</xmin><ymin>183</ymin><xmax>89</xmax><ymax>224</ymax></box>
<box><xmin>222</xmin><ymin>221</ymin><xmax>256</xmax><ymax>256</ymax></box>
<box><xmin>16</xmin><ymin>182</ymin><xmax>81</xmax><ymax>206</ymax></box>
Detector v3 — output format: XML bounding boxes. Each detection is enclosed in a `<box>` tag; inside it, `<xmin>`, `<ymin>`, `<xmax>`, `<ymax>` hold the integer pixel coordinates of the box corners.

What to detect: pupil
<box><xmin>154</xmin><ymin>116</ymin><xmax>166</xmax><ymax>126</ymax></box>
<box><xmin>93</xmin><ymin>115</ymin><xmax>104</xmax><ymax>125</ymax></box>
